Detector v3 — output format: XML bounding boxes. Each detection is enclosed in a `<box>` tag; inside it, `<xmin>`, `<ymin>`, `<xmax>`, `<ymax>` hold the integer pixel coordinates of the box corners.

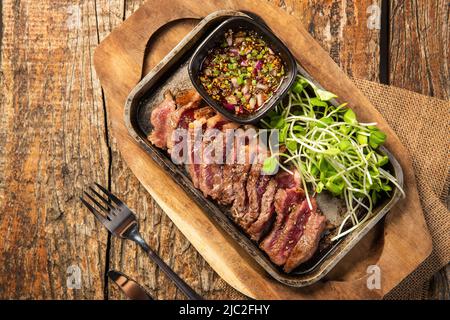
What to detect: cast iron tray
<box><xmin>124</xmin><ymin>10</ymin><xmax>404</xmax><ymax>287</ymax></box>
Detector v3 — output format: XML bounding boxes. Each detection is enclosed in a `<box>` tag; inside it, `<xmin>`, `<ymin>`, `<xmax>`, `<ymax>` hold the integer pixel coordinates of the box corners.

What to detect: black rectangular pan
<box><xmin>124</xmin><ymin>10</ymin><xmax>403</xmax><ymax>287</ymax></box>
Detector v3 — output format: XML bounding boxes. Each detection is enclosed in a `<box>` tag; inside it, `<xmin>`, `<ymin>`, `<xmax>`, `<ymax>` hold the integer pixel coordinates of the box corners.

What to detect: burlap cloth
<box><xmin>215</xmin><ymin>79</ymin><xmax>450</xmax><ymax>300</ymax></box>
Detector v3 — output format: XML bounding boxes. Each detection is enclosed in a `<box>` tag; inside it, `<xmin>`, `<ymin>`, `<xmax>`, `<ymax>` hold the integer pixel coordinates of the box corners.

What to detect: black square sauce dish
<box><xmin>188</xmin><ymin>16</ymin><xmax>297</xmax><ymax>124</ymax></box>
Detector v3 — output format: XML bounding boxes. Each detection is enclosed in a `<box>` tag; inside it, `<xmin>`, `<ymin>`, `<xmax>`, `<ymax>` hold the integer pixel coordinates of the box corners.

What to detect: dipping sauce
<box><xmin>199</xmin><ymin>29</ymin><xmax>285</xmax><ymax>115</ymax></box>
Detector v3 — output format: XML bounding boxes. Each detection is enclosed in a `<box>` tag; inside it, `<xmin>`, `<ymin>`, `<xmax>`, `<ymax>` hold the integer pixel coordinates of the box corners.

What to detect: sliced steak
<box><xmin>249</xmin><ymin>170</ymin><xmax>304</xmax><ymax>244</ymax></box>
<box><xmin>166</xmin><ymin>102</ymin><xmax>198</xmax><ymax>152</ymax></box>
<box><xmin>219</xmin><ymin>165</ymin><xmax>235</xmax><ymax>205</ymax></box>
<box><xmin>260</xmin><ymin>198</ymin><xmax>315</xmax><ymax>266</ymax></box>
<box><xmin>166</xmin><ymin>89</ymin><xmax>204</xmax><ymax>152</ymax></box>
<box><xmin>175</xmin><ymin>89</ymin><xmax>201</xmax><ymax>106</ymax></box>
<box><xmin>230</xmin><ymin>143</ymin><xmax>261</xmax><ymax>221</ymax></box>
<box><xmin>148</xmin><ymin>90</ymin><xmax>176</xmax><ymax>149</ymax></box>
<box><xmin>246</xmin><ymin>179</ymin><xmax>278</xmax><ymax>241</ymax></box>
<box><xmin>208</xmin><ymin>122</ymin><xmax>239</xmax><ymax>200</ymax></box>
<box><xmin>197</xmin><ymin>111</ymin><xmax>228</xmax><ymax>199</ymax></box>
<box><xmin>186</xmin><ymin>115</ymin><xmax>210</xmax><ymax>188</ymax></box>
<box><xmin>239</xmin><ymin>164</ymin><xmax>271</xmax><ymax>228</ymax></box>
<box><xmin>194</xmin><ymin>106</ymin><xmax>215</xmax><ymax>120</ymax></box>
<box><xmin>199</xmin><ymin>130</ymin><xmax>223</xmax><ymax>199</ymax></box>
<box><xmin>230</xmin><ymin>163</ymin><xmax>252</xmax><ymax>221</ymax></box>
<box><xmin>217</xmin><ymin>123</ymin><xmax>244</xmax><ymax>205</ymax></box>
<box><xmin>284</xmin><ymin>209</ymin><xmax>326</xmax><ymax>272</ymax></box>
<box><xmin>275</xmin><ymin>169</ymin><xmax>301</xmax><ymax>189</ymax></box>
<box><xmin>206</xmin><ymin>113</ymin><xmax>228</xmax><ymax>129</ymax></box>
<box><xmin>274</xmin><ymin>187</ymin><xmax>305</xmax><ymax>218</ymax></box>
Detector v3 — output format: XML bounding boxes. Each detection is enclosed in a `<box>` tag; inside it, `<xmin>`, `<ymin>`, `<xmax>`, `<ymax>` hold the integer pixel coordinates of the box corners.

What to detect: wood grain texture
<box><xmin>0</xmin><ymin>0</ymin><xmax>446</xmax><ymax>299</ymax></box>
<box><xmin>0</xmin><ymin>0</ymin><xmax>109</xmax><ymax>298</ymax></box>
<box><xmin>390</xmin><ymin>0</ymin><xmax>450</xmax><ymax>299</ymax></box>
<box><xmin>276</xmin><ymin>0</ymin><xmax>381</xmax><ymax>81</ymax></box>
<box><xmin>390</xmin><ymin>0</ymin><xmax>449</xmax><ymax>101</ymax></box>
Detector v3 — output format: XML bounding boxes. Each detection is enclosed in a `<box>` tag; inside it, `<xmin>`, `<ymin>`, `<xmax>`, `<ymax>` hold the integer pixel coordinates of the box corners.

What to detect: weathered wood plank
<box><xmin>390</xmin><ymin>0</ymin><xmax>450</xmax><ymax>299</ymax></box>
<box><xmin>2</xmin><ymin>0</ymin><xmax>443</xmax><ymax>300</ymax></box>
<box><xmin>280</xmin><ymin>0</ymin><xmax>382</xmax><ymax>81</ymax></box>
<box><xmin>390</xmin><ymin>0</ymin><xmax>449</xmax><ymax>100</ymax></box>
<box><xmin>0</xmin><ymin>0</ymin><xmax>111</xmax><ymax>298</ymax></box>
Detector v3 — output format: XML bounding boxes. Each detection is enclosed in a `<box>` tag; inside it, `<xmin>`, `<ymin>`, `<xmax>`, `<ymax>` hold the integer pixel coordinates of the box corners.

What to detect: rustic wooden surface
<box><xmin>0</xmin><ymin>0</ymin><xmax>447</xmax><ymax>299</ymax></box>
<box><xmin>94</xmin><ymin>0</ymin><xmax>433</xmax><ymax>299</ymax></box>
<box><xmin>389</xmin><ymin>0</ymin><xmax>450</xmax><ymax>299</ymax></box>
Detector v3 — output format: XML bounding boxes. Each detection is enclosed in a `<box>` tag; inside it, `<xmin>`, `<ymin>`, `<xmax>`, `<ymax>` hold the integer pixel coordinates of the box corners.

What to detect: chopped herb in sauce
<box><xmin>199</xmin><ymin>29</ymin><xmax>286</xmax><ymax>115</ymax></box>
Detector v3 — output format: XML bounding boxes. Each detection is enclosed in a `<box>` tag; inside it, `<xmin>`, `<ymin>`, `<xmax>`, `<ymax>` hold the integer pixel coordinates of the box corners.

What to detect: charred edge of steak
<box><xmin>259</xmin><ymin>187</ymin><xmax>305</xmax><ymax>265</ymax></box>
<box><xmin>283</xmin><ymin>206</ymin><xmax>326</xmax><ymax>272</ymax></box>
<box><xmin>260</xmin><ymin>198</ymin><xmax>313</xmax><ymax>266</ymax></box>
<box><xmin>175</xmin><ymin>89</ymin><xmax>202</xmax><ymax>106</ymax></box>
<box><xmin>276</xmin><ymin>200</ymin><xmax>313</xmax><ymax>265</ymax></box>
<box><xmin>187</xmin><ymin>108</ymin><xmax>217</xmax><ymax>190</ymax></box>
<box><xmin>216</xmin><ymin>124</ymin><xmax>243</xmax><ymax>205</ymax></box>
<box><xmin>149</xmin><ymin>90</ymin><xmax>176</xmax><ymax>149</ymax></box>
<box><xmin>246</xmin><ymin>179</ymin><xmax>278</xmax><ymax>241</ymax></box>
<box><xmin>240</xmin><ymin>171</ymin><xmax>272</xmax><ymax>229</ymax></box>
<box><xmin>198</xmin><ymin>113</ymin><xmax>227</xmax><ymax>199</ymax></box>
<box><xmin>230</xmin><ymin>163</ymin><xmax>251</xmax><ymax>221</ymax></box>
<box><xmin>166</xmin><ymin>102</ymin><xmax>197</xmax><ymax>152</ymax></box>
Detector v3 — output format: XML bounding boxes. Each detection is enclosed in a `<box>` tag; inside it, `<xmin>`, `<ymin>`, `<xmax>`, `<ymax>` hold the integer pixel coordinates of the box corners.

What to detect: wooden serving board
<box><xmin>94</xmin><ymin>0</ymin><xmax>432</xmax><ymax>299</ymax></box>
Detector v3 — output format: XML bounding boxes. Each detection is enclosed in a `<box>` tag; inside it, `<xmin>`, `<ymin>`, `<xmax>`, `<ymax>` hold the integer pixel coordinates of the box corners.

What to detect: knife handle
<box><xmin>129</xmin><ymin>229</ymin><xmax>203</xmax><ymax>300</ymax></box>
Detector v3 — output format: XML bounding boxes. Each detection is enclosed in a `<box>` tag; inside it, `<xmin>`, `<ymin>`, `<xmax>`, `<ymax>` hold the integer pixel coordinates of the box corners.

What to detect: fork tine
<box><xmin>84</xmin><ymin>191</ymin><xmax>109</xmax><ymax>213</ymax></box>
<box><xmin>89</xmin><ymin>186</ymin><xmax>115</xmax><ymax>210</ymax></box>
<box><xmin>95</xmin><ymin>183</ymin><xmax>123</xmax><ymax>206</ymax></box>
<box><xmin>80</xmin><ymin>197</ymin><xmax>107</xmax><ymax>224</ymax></box>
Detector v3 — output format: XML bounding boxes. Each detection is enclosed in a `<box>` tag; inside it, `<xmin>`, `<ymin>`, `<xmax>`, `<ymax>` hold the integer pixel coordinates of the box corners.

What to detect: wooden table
<box><xmin>0</xmin><ymin>0</ymin><xmax>448</xmax><ymax>300</ymax></box>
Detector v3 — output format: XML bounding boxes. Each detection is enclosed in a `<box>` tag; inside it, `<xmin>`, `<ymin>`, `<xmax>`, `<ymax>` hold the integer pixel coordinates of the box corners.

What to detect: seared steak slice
<box><xmin>239</xmin><ymin>164</ymin><xmax>271</xmax><ymax>228</ymax></box>
<box><xmin>246</xmin><ymin>179</ymin><xmax>277</xmax><ymax>241</ymax></box>
<box><xmin>166</xmin><ymin>102</ymin><xmax>198</xmax><ymax>151</ymax></box>
<box><xmin>218</xmin><ymin>123</ymin><xmax>242</xmax><ymax>205</ymax></box>
<box><xmin>186</xmin><ymin>119</ymin><xmax>204</xmax><ymax>188</ymax></box>
<box><xmin>219</xmin><ymin>165</ymin><xmax>235</xmax><ymax>205</ymax></box>
<box><xmin>199</xmin><ymin>130</ymin><xmax>223</xmax><ymax>199</ymax></box>
<box><xmin>194</xmin><ymin>106</ymin><xmax>215</xmax><ymax>120</ymax></box>
<box><xmin>206</xmin><ymin>113</ymin><xmax>229</xmax><ymax>129</ymax></box>
<box><xmin>187</xmin><ymin>107</ymin><xmax>218</xmax><ymax>190</ymax></box>
<box><xmin>166</xmin><ymin>89</ymin><xmax>204</xmax><ymax>151</ymax></box>
<box><xmin>275</xmin><ymin>169</ymin><xmax>301</xmax><ymax>189</ymax></box>
<box><xmin>230</xmin><ymin>163</ymin><xmax>252</xmax><ymax>221</ymax></box>
<box><xmin>274</xmin><ymin>187</ymin><xmax>305</xmax><ymax>217</ymax></box>
<box><xmin>230</xmin><ymin>143</ymin><xmax>261</xmax><ymax>221</ymax></box>
<box><xmin>260</xmin><ymin>198</ymin><xmax>315</xmax><ymax>266</ymax></box>
<box><xmin>148</xmin><ymin>91</ymin><xmax>176</xmax><ymax>149</ymax></box>
<box><xmin>284</xmin><ymin>209</ymin><xmax>326</xmax><ymax>272</ymax></box>
<box><xmin>197</xmin><ymin>112</ymin><xmax>228</xmax><ymax>199</ymax></box>
<box><xmin>259</xmin><ymin>184</ymin><xmax>305</xmax><ymax>262</ymax></box>
<box><xmin>208</xmin><ymin>123</ymin><xmax>240</xmax><ymax>200</ymax></box>
<box><xmin>175</xmin><ymin>89</ymin><xmax>201</xmax><ymax>106</ymax></box>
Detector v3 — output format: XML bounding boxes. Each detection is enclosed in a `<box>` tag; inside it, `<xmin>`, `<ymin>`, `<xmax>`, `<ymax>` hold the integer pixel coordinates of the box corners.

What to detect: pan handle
<box><xmin>94</xmin><ymin>0</ymin><xmax>204</xmax><ymax>90</ymax></box>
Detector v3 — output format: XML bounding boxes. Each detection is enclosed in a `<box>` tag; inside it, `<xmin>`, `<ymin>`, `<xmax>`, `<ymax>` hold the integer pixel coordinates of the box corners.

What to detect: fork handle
<box><xmin>128</xmin><ymin>228</ymin><xmax>203</xmax><ymax>300</ymax></box>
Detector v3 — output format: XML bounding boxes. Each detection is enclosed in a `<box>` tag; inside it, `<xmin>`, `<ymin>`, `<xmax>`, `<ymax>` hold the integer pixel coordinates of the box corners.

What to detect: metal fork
<box><xmin>80</xmin><ymin>183</ymin><xmax>202</xmax><ymax>300</ymax></box>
